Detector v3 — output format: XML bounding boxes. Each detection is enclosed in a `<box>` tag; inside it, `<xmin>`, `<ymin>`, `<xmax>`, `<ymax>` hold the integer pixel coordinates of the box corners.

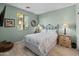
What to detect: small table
<box><xmin>58</xmin><ymin>35</ymin><xmax>71</xmax><ymax>48</ymax></box>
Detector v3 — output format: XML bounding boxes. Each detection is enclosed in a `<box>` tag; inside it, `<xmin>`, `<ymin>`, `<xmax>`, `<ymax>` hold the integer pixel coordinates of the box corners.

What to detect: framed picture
<box><xmin>4</xmin><ymin>18</ymin><xmax>15</xmax><ymax>27</ymax></box>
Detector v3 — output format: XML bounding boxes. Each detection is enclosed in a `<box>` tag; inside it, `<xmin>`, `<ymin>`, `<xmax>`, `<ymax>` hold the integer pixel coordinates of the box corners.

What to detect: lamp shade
<box><xmin>63</xmin><ymin>24</ymin><xmax>69</xmax><ymax>28</ymax></box>
<box><xmin>59</xmin><ymin>24</ymin><xmax>71</xmax><ymax>36</ymax></box>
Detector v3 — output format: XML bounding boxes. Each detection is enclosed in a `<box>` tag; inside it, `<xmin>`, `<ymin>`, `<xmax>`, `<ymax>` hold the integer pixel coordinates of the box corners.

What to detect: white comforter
<box><xmin>23</xmin><ymin>30</ymin><xmax>58</xmax><ymax>56</ymax></box>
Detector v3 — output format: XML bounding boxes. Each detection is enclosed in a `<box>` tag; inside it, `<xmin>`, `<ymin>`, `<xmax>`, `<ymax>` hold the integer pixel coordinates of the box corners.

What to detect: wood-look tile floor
<box><xmin>48</xmin><ymin>45</ymin><xmax>79</xmax><ymax>56</ymax></box>
<box><xmin>0</xmin><ymin>41</ymin><xmax>79</xmax><ymax>56</ymax></box>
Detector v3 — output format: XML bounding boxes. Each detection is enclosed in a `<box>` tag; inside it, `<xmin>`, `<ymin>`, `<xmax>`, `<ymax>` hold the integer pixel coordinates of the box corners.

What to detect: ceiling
<box><xmin>8</xmin><ymin>3</ymin><xmax>75</xmax><ymax>15</ymax></box>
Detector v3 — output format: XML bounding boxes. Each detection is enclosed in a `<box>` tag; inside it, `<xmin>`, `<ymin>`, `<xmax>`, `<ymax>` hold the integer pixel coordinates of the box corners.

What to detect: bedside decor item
<box><xmin>59</xmin><ymin>24</ymin><xmax>71</xmax><ymax>36</ymax></box>
<box><xmin>0</xmin><ymin>5</ymin><xmax>6</xmax><ymax>26</ymax></box>
<box><xmin>63</xmin><ymin>24</ymin><xmax>71</xmax><ymax>36</ymax></box>
<box><xmin>63</xmin><ymin>24</ymin><xmax>68</xmax><ymax>35</ymax></box>
<box><xmin>31</xmin><ymin>20</ymin><xmax>37</xmax><ymax>27</ymax></box>
<box><xmin>4</xmin><ymin>18</ymin><xmax>15</xmax><ymax>27</ymax></box>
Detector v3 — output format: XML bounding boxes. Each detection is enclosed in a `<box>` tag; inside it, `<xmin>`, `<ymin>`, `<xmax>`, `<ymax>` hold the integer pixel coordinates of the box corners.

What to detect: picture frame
<box><xmin>4</xmin><ymin>18</ymin><xmax>15</xmax><ymax>27</ymax></box>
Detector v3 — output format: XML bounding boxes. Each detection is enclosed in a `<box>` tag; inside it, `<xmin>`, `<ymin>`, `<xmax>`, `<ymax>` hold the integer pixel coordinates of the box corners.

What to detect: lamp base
<box><xmin>64</xmin><ymin>28</ymin><xmax>66</xmax><ymax>35</ymax></box>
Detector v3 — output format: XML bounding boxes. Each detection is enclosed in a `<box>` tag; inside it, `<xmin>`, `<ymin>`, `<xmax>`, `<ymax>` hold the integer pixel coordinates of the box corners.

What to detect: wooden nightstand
<box><xmin>58</xmin><ymin>35</ymin><xmax>71</xmax><ymax>48</ymax></box>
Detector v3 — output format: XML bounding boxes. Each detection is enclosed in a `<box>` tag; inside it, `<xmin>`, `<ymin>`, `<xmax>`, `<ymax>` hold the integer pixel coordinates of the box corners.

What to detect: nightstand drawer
<box><xmin>58</xmin><ymin>35</ymin><xmax>71</xmax><ymax>48</ymax></box>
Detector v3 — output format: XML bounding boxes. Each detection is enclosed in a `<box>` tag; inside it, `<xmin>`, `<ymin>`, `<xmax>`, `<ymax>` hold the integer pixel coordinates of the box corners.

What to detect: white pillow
<box><xmin>41</xmin><ymin>29</ymin><xmax>47</xmax><ymax>33</ymax></box>
<box><xmin>47</xmin><ymin>30</ymin><xmax>56</xmax><ymax>33</ymax></box>
<box><xmin>41</xmin><ymin>29</ymin><xmax>56</xmax><ymax>33</ymax></box>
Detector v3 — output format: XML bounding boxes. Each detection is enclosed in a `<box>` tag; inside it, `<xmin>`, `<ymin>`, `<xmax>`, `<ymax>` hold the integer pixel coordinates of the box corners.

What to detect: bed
<box><xmin>23</xmin><ymin>29</ymin><xmax>58</xmax><ymax>56</ymax></box>
<box><xmin>23</xmin><ymin>24</ymin><xmax>59</xmax><ymax>56</ymax></box>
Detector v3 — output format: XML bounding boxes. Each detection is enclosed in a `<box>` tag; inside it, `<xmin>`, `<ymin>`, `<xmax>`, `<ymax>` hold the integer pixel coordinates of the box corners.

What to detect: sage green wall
<box><xmin>0</xmin><ymin>3</ymin><xmax>76</xmax><ymax>43</ymax></box>
<box><xmin>39</xmin><ymin>5</ymin><xmax>76</xmax><ymax>43</ymax></box>
<box><xmin>0</xmin><ymin>3</ymin><xmax>38</xmax><ymax>42</ymax></box>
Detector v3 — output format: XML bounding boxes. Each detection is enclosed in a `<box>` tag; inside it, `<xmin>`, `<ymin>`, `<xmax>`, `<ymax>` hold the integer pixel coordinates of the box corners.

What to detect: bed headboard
<box><xmin>45</xmin><ymin>24</ymin><xmax>59</xmax><ymax>34</ymax></box>
<box><xmin>46</xmin><ymin>24</ymin><xmax>59</xmax><ymax>30</ymax></box>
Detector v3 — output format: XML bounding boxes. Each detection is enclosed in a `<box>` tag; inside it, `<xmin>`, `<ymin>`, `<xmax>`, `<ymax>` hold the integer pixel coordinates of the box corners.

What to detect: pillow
<box><xmin>41</xmin><ymin>29</ymin><xmax>57</xmax><ymax>34</ymax></box>
<box><xmin>47</xmin><ymin>30</ymin><xmax>57</xmax><ymax>33</ymax></box>
<box><xmin>41</xmin><ymin>29</ymin><xmax>47</xmax><ymax>33</ymax></box>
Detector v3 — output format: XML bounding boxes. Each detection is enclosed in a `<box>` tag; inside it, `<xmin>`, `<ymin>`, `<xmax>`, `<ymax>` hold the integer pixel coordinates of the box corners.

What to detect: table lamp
<box><xmin>63</xmin><ymin>24</ymin><xmax>69</xmax><ymax>35</ymax></box>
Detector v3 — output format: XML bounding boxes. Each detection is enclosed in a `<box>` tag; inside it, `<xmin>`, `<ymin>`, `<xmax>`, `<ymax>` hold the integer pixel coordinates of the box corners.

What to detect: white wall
<box><xmin>76</xmin><ymin>4</ymin><xmax>79</xmax><ymax>49</ymax></box>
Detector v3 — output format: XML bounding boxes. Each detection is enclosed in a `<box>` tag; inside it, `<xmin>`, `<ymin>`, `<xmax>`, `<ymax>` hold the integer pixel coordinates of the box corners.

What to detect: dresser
<box><xmin>58</xmin><ymin>35</ymin><xmax>71</xmax><ymax>48</ymax></box>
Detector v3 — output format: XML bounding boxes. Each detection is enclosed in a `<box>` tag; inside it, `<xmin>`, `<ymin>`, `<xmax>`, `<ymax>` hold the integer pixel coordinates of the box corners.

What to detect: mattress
<box><xmin>23</xmin><ymin>30</ymin><xmax>58</xmax><ymax>55</ymax></box>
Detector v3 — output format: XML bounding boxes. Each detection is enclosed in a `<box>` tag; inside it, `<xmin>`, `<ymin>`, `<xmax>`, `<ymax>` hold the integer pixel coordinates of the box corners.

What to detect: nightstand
<box><xmin>58</xmin><ymin>35</ymin><xmax>71</xmax><ymax>48</ymax></box>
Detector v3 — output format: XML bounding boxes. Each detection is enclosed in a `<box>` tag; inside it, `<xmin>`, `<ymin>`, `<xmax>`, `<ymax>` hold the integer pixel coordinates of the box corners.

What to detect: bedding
<box><xmin>23</xmin><ymin>30</ymin><xmax>58</xmax><ymax>56</ymax></box>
